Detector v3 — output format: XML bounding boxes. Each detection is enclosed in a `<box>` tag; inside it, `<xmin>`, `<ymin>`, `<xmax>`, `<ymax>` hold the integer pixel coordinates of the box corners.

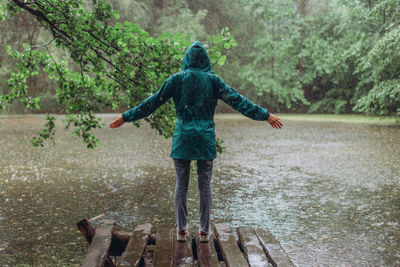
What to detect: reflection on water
<box><xmin>0</xmin><ymin>114</ymin><xmax>399</xmax><ymax>266</ymax></box>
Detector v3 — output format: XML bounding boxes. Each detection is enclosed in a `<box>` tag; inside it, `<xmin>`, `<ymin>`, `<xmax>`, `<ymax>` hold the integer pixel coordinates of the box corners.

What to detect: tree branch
<box><xmin>30</xmin><ymin>38</ymin><xmax>55</xmax><ymax>49</ymax></box>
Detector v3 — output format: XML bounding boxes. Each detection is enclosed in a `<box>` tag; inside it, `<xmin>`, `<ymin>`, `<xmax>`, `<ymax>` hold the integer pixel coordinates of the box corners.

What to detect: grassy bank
<box><xmin>214</xmin><ymin>113</ymin><xmax>400</xmax><ymax>125</ymax></box>
<box><xmin>1</xmin><ymin>113</ymin><xmax>399</xmax><ymax>125</ymax></box>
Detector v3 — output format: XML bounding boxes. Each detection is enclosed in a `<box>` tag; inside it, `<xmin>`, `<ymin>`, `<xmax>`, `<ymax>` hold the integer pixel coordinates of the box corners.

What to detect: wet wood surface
<box><xmin>172</xmin><ymin>226</ymin><xmax>193</xmax><ymax>266</ymax></box>
<box><xmin>254</xmin><ymin>228</ymin><xmax>295</xmax><ymax>267</ymax></box>
<box><xmin>77</xmin><ymin>218</ymin><xmax>96</xmax><ymax>244</ymax></box>
<box><xmin>236</xmin><ymin>226</ymin><xmax>272</xmax><ymax>267</ymax></box>
<box><xmin>117</xmin><ymin>223</ymin><xmax>152</xmax><ymax>267</ymax></box>
<box><xmin>109</xmin><ymin>230</ymin><xmax>133</xmax><ymax>256</ymax></box>
<box><xmin>152</xmin><ymin>225</ymin><xmax>175</xmax><ymax>266</ymax></box>
<box><xmin>78</xmin><ymin>219</ymin><xmax>296</xmax><ymax>267</ymax></box>
<box><xmin>213</xmin><ymin>223</ymin><xmax>248</xmax><ymax>267</ymax></box>
<box><xmin>193</xmin><ymin>226</ymin><xmax>219</xmax><ymax>267</ymax></box>
<box><xmin>77</xmin><ymin>218</ymin><xmax>133</xmax><ymax>257</ymax></box>
<box><xmin>81</xmin><ymin>219</ymin><xmax>116</xmax><ymax>267</ymax></box>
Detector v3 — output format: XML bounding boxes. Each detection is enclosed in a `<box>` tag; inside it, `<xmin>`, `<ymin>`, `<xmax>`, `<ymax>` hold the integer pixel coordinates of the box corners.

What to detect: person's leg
<box><xmin>197</xmin><ymin>159</ymin><xmax>213</xmax><ymax>233</ymax></box>
<box><xmin>173</xmin><ymin>158</ymin><xmax>191</xmax><ymax>231</ymax></box>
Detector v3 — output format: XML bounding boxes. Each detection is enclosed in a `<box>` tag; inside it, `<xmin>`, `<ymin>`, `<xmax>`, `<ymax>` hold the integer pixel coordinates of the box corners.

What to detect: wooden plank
<box><xmin>254</xmin><ymin>228</ymin><xmax>295</xmax><ymax>267</ymax></box>
<box><xmin>213</xmin><ymin>223</ymin><xmax>248</xmax><ymax>267</ymax></box>
<box><xmin>77</xmin><ymin>218</ymin><xmax>133</xmax><ymax>257</ymax></box>
<box><xmin>152</xmin><ymin>225</ymin><xmax>174</xmax><ymax>267</ymax></box>
<box><xmin>173</xmin><ymin>225</ymin><xmax>194</xmax><ymax>266</ymax></box>
<box><xmin>82</xmin><ymin>219</ymin><xmax>116</xmax><ymax>267</ymax></box>
<box><xmin>193</xmin><ymin>226</ymin><xmax>219</xmax><ymax>267</ymax></box>
<box><xmin>236</xmin><ymin>226</ymin><xmax>272</xmax><ymax>267</ymax></box>
<box><xmin>117</xmin><ymin>223</ymin><xmax>152</xmax><ymax>267</ymax></box>
<box><xmin>77</xmin><ymin>218</ymin><xmax>96</xmax><ymax>244</ymax></box>
<box><xmin>109</xmin><ymin>231</ymin><xmax>133</xmax><ymax>256</ymax></box>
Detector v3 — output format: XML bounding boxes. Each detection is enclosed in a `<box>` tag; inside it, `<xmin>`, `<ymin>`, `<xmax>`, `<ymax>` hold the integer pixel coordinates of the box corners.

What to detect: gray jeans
<box><xmin>173</xmin><ymin>159</ymin><xmax>213</xmax><ymax>233</ymax></box>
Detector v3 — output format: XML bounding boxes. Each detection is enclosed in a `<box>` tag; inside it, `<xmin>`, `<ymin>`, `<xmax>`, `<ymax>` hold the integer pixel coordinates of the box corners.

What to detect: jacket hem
<box><xmin>170</xmin><ymin>154</ymin><xmax>216</xmax><ymax>161</ymax></box>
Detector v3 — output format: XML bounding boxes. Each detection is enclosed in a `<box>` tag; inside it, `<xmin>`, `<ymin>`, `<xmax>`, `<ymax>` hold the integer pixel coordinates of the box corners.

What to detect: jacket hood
<box><xmin>181</xmin><ymin>41</ymin><xmax>213</xmax><ymax>72</ymax></box>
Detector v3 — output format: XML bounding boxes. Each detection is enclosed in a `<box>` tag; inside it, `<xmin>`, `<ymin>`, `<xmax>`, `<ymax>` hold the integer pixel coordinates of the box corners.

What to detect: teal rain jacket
<box><xmin>121</xmin><ymin>41</ymin><xmax>270</xmax><ymax>160</ymax></box>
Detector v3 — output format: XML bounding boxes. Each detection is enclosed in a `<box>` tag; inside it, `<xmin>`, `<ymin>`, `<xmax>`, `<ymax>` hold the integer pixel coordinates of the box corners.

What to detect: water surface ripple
<box><xmin>0</xmin><ymin>114</ymin><xmax>399</xmax><ymax>266</ymax></box>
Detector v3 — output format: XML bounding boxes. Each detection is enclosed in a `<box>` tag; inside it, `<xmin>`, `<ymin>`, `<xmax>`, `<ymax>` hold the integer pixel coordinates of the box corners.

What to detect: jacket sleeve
<box><xmin>121</xmin><ymin>75</ymin><xmax>177</xmax><ymax>122</ymax></box>
<box><xmin>215</xmin><ymin>76</ymin><xmax>270</xmax><ymax>121</ymax></box>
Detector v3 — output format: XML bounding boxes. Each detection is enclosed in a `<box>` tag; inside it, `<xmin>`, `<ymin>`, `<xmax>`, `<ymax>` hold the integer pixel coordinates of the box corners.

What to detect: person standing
<box><xmin>109</xmin><ymin>41</ymin><xmax>282</xmax><ymax>242</ymax></box>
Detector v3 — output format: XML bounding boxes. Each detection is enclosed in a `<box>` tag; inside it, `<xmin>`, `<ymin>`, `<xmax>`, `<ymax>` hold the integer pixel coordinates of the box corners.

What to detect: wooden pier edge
<box><xmin>236</xmin><ymin>226</ymin><xmax>271</xmax><ymax>267</ymax></box>
<box><xmin>117</xmin><ymin>223</ymin><xmax>152</xmax><ymax>267</ymax></box>
<box><xmin>80</xmin><ymin>219</ymin><xmax>116</xmax><ymax>267</ymax></box>
<box><xmin>77</xmin><ymin>219</ymin><xmax>296</xmax><ymax>267</ymax></box>
<box><xmin>193</xmin><ymin>225</ymin><xmax>219</xmax><ymax>266</ymax></box>
<box><xmin>213</xmin><ymin>223</ymin><xmax>248</xmax><ymax>267</ymax></box>
<box><xmin>254</xmin><ymin>228</ymin><xmax>295</xmax><ymax>267</ymax></box>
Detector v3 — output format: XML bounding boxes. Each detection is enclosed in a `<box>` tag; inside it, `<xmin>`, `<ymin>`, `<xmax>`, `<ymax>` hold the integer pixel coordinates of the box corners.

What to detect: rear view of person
<box><xmin>109</xmin><ymin>41</ymin><xmax>282</xmax><ymax>242</ymax></box>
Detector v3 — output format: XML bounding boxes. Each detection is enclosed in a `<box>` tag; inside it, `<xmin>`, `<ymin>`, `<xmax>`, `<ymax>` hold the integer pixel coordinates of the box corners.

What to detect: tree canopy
<box><xmin>0</xmin><ymin>0</ymin><xmax>399</xmax><ymax>149</ymax></box>
<box><xmin>0</xmin><ymin>0</ymin><xmax>236</xmax><ymax>149</ymax></box>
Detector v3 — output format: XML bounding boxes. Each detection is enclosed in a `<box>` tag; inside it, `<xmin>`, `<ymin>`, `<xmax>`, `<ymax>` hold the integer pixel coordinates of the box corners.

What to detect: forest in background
<box><xmin>0</xmin><ymin>0</ymin><xmax>399</xmax><ymax>116</ymax></box>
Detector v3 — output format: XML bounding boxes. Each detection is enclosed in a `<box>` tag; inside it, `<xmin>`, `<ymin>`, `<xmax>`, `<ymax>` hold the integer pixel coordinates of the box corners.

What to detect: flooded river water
<box><xmin>0</xmin><ymin>114</ymin><xmax>399</xmax><ymax>266</ymax></box>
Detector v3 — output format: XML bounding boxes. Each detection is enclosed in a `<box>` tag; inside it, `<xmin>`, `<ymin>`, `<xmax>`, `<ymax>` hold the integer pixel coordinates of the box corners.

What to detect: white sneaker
<box><xmin>176</xmin><ymin>225</ymin><xmax>189</xmax><ymax>242</ymax></box>
<box><xmin>199</xmin><ymin>228</ymin><xmax>212</xmax><ymax>242</ymax></box>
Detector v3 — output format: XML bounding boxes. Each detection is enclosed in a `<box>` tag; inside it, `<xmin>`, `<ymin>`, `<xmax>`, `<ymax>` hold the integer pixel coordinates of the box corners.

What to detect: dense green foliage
<box><xmin>0</xmin><ymin>0</ymin><xmax>236</xmax><ymax>148</ymax></box>
<box><xmin>238</xmin><ymin>0</ymin><xmax>399</xmax><ymax>116</ymax></box>
<box><xmin>0</xmin><ymin>0</ymin><xmax>399</xmax><ymax>148</ymax></box>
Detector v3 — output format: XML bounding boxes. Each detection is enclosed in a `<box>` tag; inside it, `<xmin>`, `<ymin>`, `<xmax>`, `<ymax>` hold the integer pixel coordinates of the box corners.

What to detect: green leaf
<box><xmin>113</xmin><ymin>10</ymin><xmax>120</xmax><ymax>19</ymax></box>
<box><xmin>217</xmin><ymin>55</ymin><xmax>226</xmax><ymax>66</ymax></box>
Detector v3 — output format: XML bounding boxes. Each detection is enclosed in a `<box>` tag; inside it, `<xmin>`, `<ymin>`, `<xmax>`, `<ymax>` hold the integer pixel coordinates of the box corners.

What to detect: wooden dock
<box><xmin>77</xmin><ymin>218</ymin><xmax>295</xmax><ymax>267</ymax></box>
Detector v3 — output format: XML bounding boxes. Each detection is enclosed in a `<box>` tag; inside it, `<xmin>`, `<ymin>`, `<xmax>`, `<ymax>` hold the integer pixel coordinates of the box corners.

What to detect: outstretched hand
<box><xmin>267</xmin><ymin>113</ymin><xmax>283</xmax><ymax>129</ymax></box>
<box><xmin>109</xmin><ymin>115</ymin><xmax>125</xmax><ymax>128</ymax></box>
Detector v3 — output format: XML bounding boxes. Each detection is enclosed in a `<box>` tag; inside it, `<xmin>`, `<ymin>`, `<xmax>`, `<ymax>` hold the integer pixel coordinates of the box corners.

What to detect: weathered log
<box><xmin>117</xmin><ymin>223</ymin><xmax>152</xmax><ymax>267</ymax></box>
<box><xmin>213</xmin><ymin>223</ymin><xmax>248</xmax><ymax>267</ymax></box>
<box><xmin>236</xmin><ymin>226</ymin><xmax>271</xmax><ymax>267</ymax></box>
<box><xmin>81</xmin><ymin>219</ymin><xmax>116</xmax><ymax>267</ymax></box>
<box><xmin>254</xmin><ymin>228</ymin><xmax>295</xmax><ymax>267</ymax></box>
<box><xmin>153</xmin><ymin>225</ymin><xmax>175</xmax><ymax>266</ymax></box>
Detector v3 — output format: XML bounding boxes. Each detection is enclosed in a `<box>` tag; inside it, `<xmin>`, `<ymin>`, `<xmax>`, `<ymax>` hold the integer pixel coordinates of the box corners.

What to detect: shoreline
<box><xmin>0</xmin><ymin>113</ymin><xmax>399</xmax><ymax>125</ymax></box>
